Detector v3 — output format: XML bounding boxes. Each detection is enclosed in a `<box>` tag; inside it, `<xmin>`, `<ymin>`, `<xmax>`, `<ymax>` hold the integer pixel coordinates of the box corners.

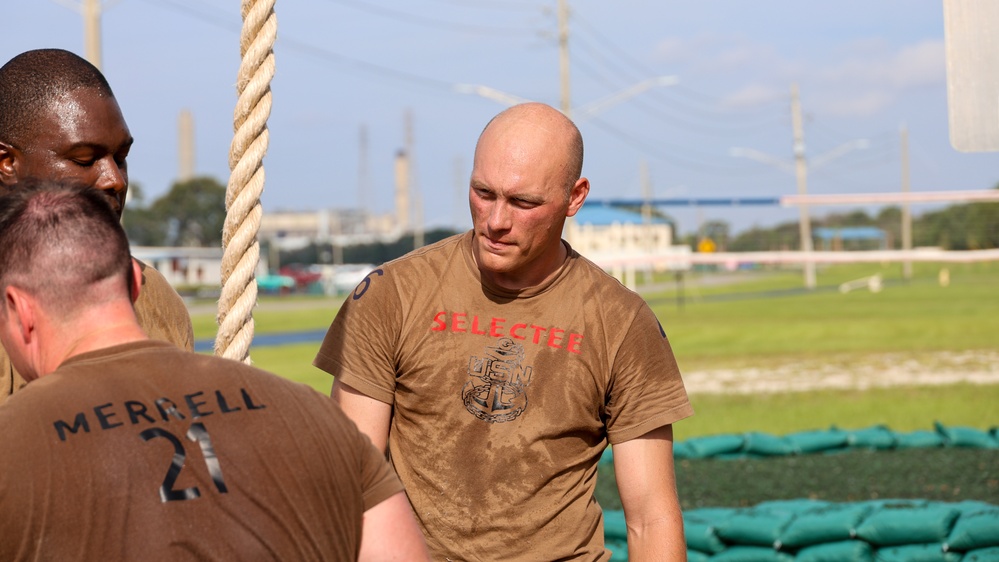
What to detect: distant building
<box><xmin>259</xmin><ymin>208</ymin><xmax>399</xmax><ymax>251</ymax></box>
<box><xmin>132</xmin><ymin>246</ymin><xmax>269</xmax><ymax>289</ymax></box>
<box><xmin>565</xmin><ymin>205</ymin><xmax>674</xmax><ymax>256</ymax></box>
<box><xmin>814</xmin><ymin>227</ymin><xmax>889</xmax><ymax>251</ymax></box>
<box><xmin>565</xmin><ymin>205</ymin><xmax>689</xmax><ymax>289</ymax></box>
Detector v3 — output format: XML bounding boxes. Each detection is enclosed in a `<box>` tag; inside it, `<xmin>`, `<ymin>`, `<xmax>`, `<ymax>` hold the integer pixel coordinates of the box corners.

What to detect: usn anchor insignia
<box><xmin>462</xmin><ymin>338</ymin><xmax>533</xmax><ymax>423</ymax></box>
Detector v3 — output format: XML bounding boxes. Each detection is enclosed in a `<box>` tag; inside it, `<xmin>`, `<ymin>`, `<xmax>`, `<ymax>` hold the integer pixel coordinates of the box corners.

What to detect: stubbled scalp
<box><xmin>0</xmin><ymin>180</ymin><xmax>131</xmax><ymax>317</ymax></box>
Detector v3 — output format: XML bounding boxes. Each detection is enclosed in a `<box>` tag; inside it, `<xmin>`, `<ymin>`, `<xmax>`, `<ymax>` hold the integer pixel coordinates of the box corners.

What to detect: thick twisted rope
<box><xmin>216</xmin><ymin>0</ymin><xmax>276</xmax><ymax>363</ymax></box>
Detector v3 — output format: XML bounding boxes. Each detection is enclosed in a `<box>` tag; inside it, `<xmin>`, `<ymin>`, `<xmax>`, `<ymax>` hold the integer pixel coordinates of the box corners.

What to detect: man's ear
<box><xmin>129</xmin><ymin>258</ymin><xmax>143</xmax><ymax>304</ymax></box>
<box><xmin>4</xmin><ymin>286</ymin><xmax>35</xmax><ymax>345</ymax></box>
<box><xmin>0</xmin><ymin>141</ymin><xmax>21</xmax><ymax>187</ymax></box>
<box><xmin>566</xmin><ymin>177</ymin><xmax>590</xmax><ymax>217</ymax></box>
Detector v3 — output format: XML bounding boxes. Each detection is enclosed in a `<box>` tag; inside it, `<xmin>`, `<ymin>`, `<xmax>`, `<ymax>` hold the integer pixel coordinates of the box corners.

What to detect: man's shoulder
<box><xmin>567</xmin><ymin>251</ymin><xmax>648</xmax><ymax>304</ymax></box>
<box><xmin>376</xmin><ymin>232</ymin><xmax>469</xmax><ymax>278</ymax></box>
<box><xmin>131</xmin><ymin>257</ymin><xmax>194</xmax><ymax>349</ymax></box>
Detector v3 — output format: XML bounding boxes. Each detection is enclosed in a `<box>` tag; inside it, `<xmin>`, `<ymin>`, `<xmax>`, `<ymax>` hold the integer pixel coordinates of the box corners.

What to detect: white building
<box><xmin>565</xmin><ymin>205</ymin><xmax>690</xmax><ymax>289</ymax></box>
<box><xmin>132</xmin><ymin>246</ymin><xmax>267</xmax><ymax>289</ymax></box>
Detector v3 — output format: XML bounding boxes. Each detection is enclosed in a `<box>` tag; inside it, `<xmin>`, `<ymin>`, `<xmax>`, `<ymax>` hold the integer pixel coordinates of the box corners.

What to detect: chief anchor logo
<box><xmin>462</xmin><ymin>338</ymin><xmax>533</xmax><ymax>423</ymax></box>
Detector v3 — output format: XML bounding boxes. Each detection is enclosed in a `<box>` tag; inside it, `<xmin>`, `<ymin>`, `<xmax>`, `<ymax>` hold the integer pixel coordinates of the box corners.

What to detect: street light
<box><xmin>574</xmin><ymin>75</ymin><xmax>679</xmax><ymax>120</ymax></box>
<box><xmin>455</xmin><ymin>75</ymin><xmax>680</xmax><ymax>120</ymax></box>
<box><xmin>730</xmin><ymin>137</ymin><xmax>869</xmax><ymax>289</ymax></box>
<box><xmin>453</xmin><ymin>84</ymin><xmax>531</xmax><ymax>107</ymax></box>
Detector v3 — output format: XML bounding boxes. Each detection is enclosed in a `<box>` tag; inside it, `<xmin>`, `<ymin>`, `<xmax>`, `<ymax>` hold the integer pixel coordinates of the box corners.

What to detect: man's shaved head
<box><xmin>475</xmin><ymin>102</ymin><xmax>584</xmax><ymax>198</ymax></box>
<box><xmin>0</xmin><ymin>49</ymin><xmax>115</xmax><ymax>150</ymax></box>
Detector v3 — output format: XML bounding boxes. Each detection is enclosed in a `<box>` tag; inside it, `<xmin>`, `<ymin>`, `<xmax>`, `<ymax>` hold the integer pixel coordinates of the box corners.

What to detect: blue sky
<box><xmin>6</xmin><ymin>1</ymin><xmax>998</xmax><ymax>235</ymax></box>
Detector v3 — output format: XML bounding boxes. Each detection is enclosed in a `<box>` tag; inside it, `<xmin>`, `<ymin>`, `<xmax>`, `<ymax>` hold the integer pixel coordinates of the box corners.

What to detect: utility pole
<box><xmin>790</xmin><ymin>83</ymin><xmax>817</xmax><ymax>289</ymax></box>
<box><xmin>640</xmin><ymin>159</ymin><xmax>654</xmax><ymax>286</ymax></box>
<box><xmin>82</xmin><ymin>0</ymin><xmax>103</xmax><ymax>70</ymax></box>
<box><xmin>178</xmin><ymin>109</ymin><xmax>195</xmax><ymax>182</ymax></box>
<box><xmin>900</xmin><ymin>124</ymin><xmax>913</xmax><ymax>280</ymax></box>
<box><xmin>557</xmin><ymin>0</ymin><xmax>571</xmax><ymax>117</ymax></box>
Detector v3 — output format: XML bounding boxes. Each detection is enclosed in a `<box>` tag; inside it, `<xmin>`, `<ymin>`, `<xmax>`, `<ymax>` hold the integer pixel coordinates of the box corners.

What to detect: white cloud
<box><xmin>650</xmin><ymin>31</ymin><xmax>945</xmax><ymax>117</ymax></box>
<box><xmin>807</xmin><ymin>39</ymin><xmax>945</xmax><ymax>115</ymax></box>
<box><xmin>721</xmin><ymin>83</ymin><xmax>786</xmax><ymax>109</ymax></box>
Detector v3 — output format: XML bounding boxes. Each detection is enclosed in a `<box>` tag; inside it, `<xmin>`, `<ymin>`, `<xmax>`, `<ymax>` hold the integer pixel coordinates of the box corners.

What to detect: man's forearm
<box><xmin>626</xmin><ymin>515</ymin><xmax>687</xmax><ymax>562</ymax></box>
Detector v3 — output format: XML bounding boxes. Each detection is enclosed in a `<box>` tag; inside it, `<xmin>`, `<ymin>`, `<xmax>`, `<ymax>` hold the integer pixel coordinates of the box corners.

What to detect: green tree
<box><xmin>151</xmin><ymin>176</ymin><xmax>228</xmax><ymax>247</ymax></box>
<box><xmin>122</xmin><ymin>181</ymin><xmax>167</xmax><ymax>246</ymax></box>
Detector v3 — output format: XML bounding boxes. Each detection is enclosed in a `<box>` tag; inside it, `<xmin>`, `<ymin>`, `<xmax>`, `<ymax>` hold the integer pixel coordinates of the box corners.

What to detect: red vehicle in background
<box><xmin>278</xmin><ymin>263</ymin><xmax>323</xmax><ymax>292</ymax></box>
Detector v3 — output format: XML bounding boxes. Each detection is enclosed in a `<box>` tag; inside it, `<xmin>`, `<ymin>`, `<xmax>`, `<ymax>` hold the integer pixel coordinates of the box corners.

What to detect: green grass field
<box><xmin>190</xmin><ymin>261</ymin><xmax>998</xmax><ymax>438</ymax></box>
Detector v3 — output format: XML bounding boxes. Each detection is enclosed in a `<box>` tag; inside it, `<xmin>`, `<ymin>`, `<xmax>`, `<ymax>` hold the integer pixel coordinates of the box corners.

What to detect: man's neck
<box><xmin>478</xmin><ymin>239</ymin><xmax>569</xmax><ymax>292</ymax></box>
<box><xmin>39</xmin><ymin>306</ymin><xmax>148</xmax><ymax>377</ymax></box>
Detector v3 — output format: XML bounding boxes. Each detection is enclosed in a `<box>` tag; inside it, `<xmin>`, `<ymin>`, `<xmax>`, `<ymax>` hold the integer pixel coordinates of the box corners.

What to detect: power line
<box><xmin>584</xmin><ymin>115</ymin><xmax>772</xmax><ymax>175</ymax></box>
<box><xmin>321</xmin><ymin>0</ymin><xmax>541</xmax><ymax>36</ymax></box>
<box><xmin>140</xmin><ymin>0</ymin><xmax>459</xmax><ymax>93</ymax></box>
<box><xmin>421</xmin><ymin>0</ymin><xmax>541</xmax><ymax>11</ymax></box>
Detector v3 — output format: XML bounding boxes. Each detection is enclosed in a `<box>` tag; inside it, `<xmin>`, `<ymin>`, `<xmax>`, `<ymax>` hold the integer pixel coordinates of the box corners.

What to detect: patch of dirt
<box><xmin>681</xmin><ymin>350</ymin><xmax>999</xmax><ymax>394</ymax></box>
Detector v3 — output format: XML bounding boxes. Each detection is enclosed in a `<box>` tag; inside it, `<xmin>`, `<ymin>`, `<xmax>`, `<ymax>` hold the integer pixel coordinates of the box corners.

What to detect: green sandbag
<box><xmin>873</xmin><ymin>543</ymin><xmax>962</xmax><ymax>562</ymax></box>
<box><xmin>687</xmin><ymin>549</ymin><xmax>710</xmax><ymax>562</ymax></box>
<box><xmin>741</xmin><ymin>431</ymin><xmax>796</xmax><ymax>457</ymax></box>
<box><xmin>778</xmin><ymin>503</ymin><xmax>874</xmax><ymax>548</ymax></box>
<box><xmin>784</xmin><ymin>428</ymin><xmax>849</xmax><ymax>454</ymax></box>
<box><xmin>603</xmin><ymin>509</ymin><xmax>628</xmax><ymax>541</ymax></box>
<box><xmin>896</xmin><ymin>429</ymin><xmax>945</xmax><ymax>449</ymax></box>
<box><xmin>684</xmin><ymin>433</ymin><xmax>745</xmax><ymax>458</ymax></box>
<box><xmin>685</xmin><ymin>507</ymin><xmax>736</xmax><ymax>526</ymax></box>
<box><xmin>755</xmin><ymin>499</ymin><xmax>829</xmax><ymax>515</ymax></box>
<box><xmin>847</xmin><ymin>424</ymin><xmax>897</xmax><ymax>449</ymax></box>
<box><xmin>684</xmin><ymin>521</ymin><xmax>726</xmax><ymax>555</ymax></box>
<box><xmin>934</xmin><ymin>421</ymin><xmax>999</xmax><ymax>448</ymax></box>
<box><xmin>943</xmin><ymin>505</ymin><xmax>999</xmax><ymax>552</ymax></box>
<box><xmin>796</xmin><ymin>540</ymin><xmax>874</xmax><ymax>562</ymax></box>
<box><xmin>599</xmin><ymin>447</ymin><xmax>614</xmax><ymax>466</ymax></box>
<box><xmin>605</xmin><ymin>538</ymin><xmax>628</xmax><ymax>562</ymax></box>
<box><xmin>962</xmin><ymin>546</ymin><xmax>999</xmax><ymax>561</ymax></box>
<box><xmin>710</xmin><ymin>545</ymin><xmax>794</xmax><ymax>562</ymax></box>
<box><xmin>673</xmin><ymin>440</ymin><xmax>694</xmax><ymax>459</ymax></box>
<box><xmin>856</xmin><ymin>504</ymin><xmax>960</xmax><ymax>546</ymax></box>
<box><xmin>715</xmin><ymin>509</ymin><xmax>796</xmax><ymax>547</ymax></box>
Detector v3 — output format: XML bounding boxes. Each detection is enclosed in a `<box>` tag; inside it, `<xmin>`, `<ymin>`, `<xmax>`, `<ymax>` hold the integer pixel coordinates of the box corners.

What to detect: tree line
<box><xmin>690</xmin><ymin>189</ymin><xmax>999</xmax><ymax>253</ymax></box>
<box><xmin>124</xmin><ymin>178</ymin><xmax>997</xmax><ymax>262</ymax></box>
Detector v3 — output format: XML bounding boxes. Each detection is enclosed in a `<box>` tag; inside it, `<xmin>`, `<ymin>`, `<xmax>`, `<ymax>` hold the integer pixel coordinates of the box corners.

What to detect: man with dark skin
<box><xmin>0</xmin><ymin>48</ymin><xmax>193</xmax><ymax>403</ymax></box>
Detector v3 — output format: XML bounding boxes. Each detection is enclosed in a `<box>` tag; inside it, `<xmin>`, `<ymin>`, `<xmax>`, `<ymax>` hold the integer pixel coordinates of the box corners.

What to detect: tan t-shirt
<box><xmin>0</xmin><ymin>340</ymin><xmax>402</xmax><ymax>561</ymax></box>
<box><xmin>0</xmin><ymin>258</ymin><xmax>193</xmax><ymax>403</ymax></box>
<box><xmin>314</xmin><ymin>231</ymin><xmax>693</xmax><ymax>561</ymax></box>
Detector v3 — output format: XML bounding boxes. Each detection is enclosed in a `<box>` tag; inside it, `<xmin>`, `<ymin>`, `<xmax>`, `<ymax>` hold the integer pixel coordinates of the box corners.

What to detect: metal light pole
<box><xmin>730</xmin><ymin>84</ymin><xmax>870</xmax><ymax>289</ymax></box>
<box><xmin>790</xmin><ymin>83</ymin><xmax>816</xmax><ymax>289</ymax></box>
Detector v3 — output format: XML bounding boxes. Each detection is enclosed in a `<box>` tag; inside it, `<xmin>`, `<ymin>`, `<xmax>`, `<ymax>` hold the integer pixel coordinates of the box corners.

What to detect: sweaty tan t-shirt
<box><xmin>314</xmin><ymin>231</ymin><xmax>693</xmax><ymax>561</ymax></box>
<box><xmin>0</xmin><ymin>340</ymin><xmax>402</xmax><ymax>561</ymax></box>
<box><xmin>0</xmin><ymin>258</ymin><xmax>192</xmax><ymax>403</ymax></box>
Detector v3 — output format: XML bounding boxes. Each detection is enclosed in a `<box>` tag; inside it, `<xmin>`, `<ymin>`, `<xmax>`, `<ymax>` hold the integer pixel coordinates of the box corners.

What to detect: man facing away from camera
<box><xmin>315</xmin><ymin>102</ymin><xmax>694</xmax><ymax>561</ymax></box>
<box><xmin>0</xmin><ymin>181</ymin><xmax>430</xmax><ymax>561</ymax></box>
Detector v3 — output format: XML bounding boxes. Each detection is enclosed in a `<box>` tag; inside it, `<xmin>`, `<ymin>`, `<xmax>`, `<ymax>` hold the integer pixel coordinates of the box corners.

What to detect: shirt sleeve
<box><xmin>357</xmin><ymin>430</ymin><xmax>405</xmax><ymax>511</ymax></box>
<box><xmin>604</xmin><ymin>302</ymin><xmax>694</xmax><ymax>444</ymax></box>
<box><xmin>133</xmin><ymin>259</ymin><xmax>195</xmax><ymax>352</ymax></box>
<box><xmin>313</xmin><ymin>266</ymin><xmax>402</xmax><ymax>405</ymax></box>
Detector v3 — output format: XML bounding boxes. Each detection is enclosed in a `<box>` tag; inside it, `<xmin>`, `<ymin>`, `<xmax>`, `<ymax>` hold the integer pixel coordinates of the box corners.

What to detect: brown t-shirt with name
<box><xmin>314</xmin><ymin>231</ymin><xmax>693</xmax><ymax>561</ymax></box>
<box><xmin>0</xmin><ymin>340</ymin><xmax>402</xmax><ymax>561</ymax></box>
<box><xmin>0</xmin><ymin>258</ymin><xmax>193</xmax><ymax>403</ymax></box>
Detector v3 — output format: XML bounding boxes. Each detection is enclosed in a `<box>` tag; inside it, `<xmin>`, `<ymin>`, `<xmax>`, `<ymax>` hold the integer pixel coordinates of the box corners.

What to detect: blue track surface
<box><xmin>194</xmin><ymin>328</ymin><xmax>328</xmax><ymax>353</ymax></box>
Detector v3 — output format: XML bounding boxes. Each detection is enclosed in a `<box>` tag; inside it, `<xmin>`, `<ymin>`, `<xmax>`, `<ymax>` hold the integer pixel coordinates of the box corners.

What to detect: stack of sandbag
<box><xmin>603</xmin><ymin>499</ymin><xmax>999</xmax><ymax>561</ymax></box>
